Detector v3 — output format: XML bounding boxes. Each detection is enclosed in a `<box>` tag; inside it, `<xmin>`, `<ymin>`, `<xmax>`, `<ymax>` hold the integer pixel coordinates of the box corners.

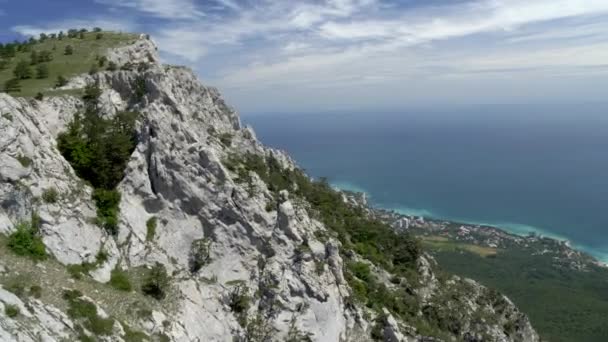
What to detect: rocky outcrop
<box><xmin>0</xmin><ymin>36</ymin><xmax>539</xmax><ymax>342</ymax></box>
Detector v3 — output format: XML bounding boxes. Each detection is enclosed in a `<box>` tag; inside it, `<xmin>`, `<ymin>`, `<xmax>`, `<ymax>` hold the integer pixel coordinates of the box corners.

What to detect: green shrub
<box><xmin>4</xmin><ymin>304</ymin><xmax>19</xmax><ymax>318</ymax></box>
<box><xmin>63</xmin><ymin>290</ymin><xmax>115</xmax><ymax>335</ymax></box>
<box><xmin>142</xmin><ymin>263</ymin><xmax>169</xmax><ymax>300</ymax></box>
<box><xmin>123</xmin><ymin>324</ymin><xmax>149</xmax><ymax>342</ymax></box>
<box><xmin>146</xmin><ymin>217</ymin><xmax>157</xmax><ymax>242</ymax></box>
<box><xmin>110</xmin><ymin>268</ymin><xmax>132</xmax><ymax>292</ymax></box>
<box><xmin>55</xmin><ymin>75</ymin><xmax>68</xmax><ymax>87</ymax></box>
<box><xmin>228</xmin><ymin>284</ymin><xmax>250</xmax><ymax>314</ymax></box>
<box><xmin>98</xmin><ymin>56</ymin><xmax>107</xmax><ymax>67</ymax></box>
<box><xmin>107</xmin><ymin>61</ymin><xmax>117</xmax><ymax>71</ymax></box>
<box><xmin>13</xmin><ymin>60</ymin><xmax>32</xmax><ymax>79</ymax></box>
<box><xmin>29</xmin><ymin>285</ymin><xmax>42</xmax><ymax>299</ymax></box>
<box><xmin>42</xmin><ymin>187</ymin><xmax>59</xmax><ymax>203</ymax></box>
<box><xmin>67</xmin><ymin>250</ymin><xmax>108</xmax><ymax>279</ymax></box>
<box><xmin>3</xmin><ymin>78</ymin><xmax>21</xmax><ymax>93</ymax></box>
<box><xmin>7</xmin><ymin>218</ymin><xmax>47</xmax><ymax>261</ymax></box>
<box><xmin>34</xmin><ymin>92</ymin><xmax>44</xmax><ymax>100</ymax></box>
<box><xmin>219</xmin><ymin>133</ymin><xmax>233</xmax><ymax>147</ymax></box>
<box><xmin>189</xmin><ymin>239</ymin><xmax>211</xmax><ymax>273</ymax></box>
<box><xmin>92</xmin><ymin>189</ymin><xmax>121</xmax><ymax>235</ymax></box>
<box><xmin>36</xmin><ymin>63</ymin><xmax>49</xmax><ymax>79</ymax></box>
<box><xmin>133</xmin><ymin>77</ymin><xmax>147</xmax><ymax>100</ymax></box>
<box><xmin>349</xmin><ymin>261</ymin><xmax>372</xmax><ymax>282</ymax></box>
<box><xmin>16</xmin><ymin>154</ymin><xmax>32</xmax><ymax>167</ymax></box>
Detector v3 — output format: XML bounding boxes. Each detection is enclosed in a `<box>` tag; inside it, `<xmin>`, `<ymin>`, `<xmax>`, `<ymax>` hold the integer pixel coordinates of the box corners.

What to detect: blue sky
<box><xmin>2</xmin><ymin>0</ymin><xmax>608</xmax><ymax>113</ymax></box>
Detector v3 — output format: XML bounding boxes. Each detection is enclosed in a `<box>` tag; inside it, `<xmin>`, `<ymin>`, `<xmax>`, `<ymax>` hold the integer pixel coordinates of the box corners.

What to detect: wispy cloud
<box><xmin>213</xmin><ymin>0</ymin><xmax>241</xmax><ymax>11</ymax></box>
<box><xmin>7</xmin><ymin>0</ymin><xmax>608</xmax><ymax>111</ymax></box>
<box><xmin>94</xmin><ymin>0</ymin><xmax>205</xmax><ymax>19</ymax></box>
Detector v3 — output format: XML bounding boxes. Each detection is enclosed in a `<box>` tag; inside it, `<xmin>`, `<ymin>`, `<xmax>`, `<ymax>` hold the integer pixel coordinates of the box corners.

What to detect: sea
<box><xmin>242</xmin><ymin>104</ymin><xmax>608</xmax><ymax>262</ymax></box>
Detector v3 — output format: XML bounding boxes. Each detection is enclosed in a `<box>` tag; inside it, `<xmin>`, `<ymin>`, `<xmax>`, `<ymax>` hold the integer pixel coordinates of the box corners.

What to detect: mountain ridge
<box><xmin>0</xmin><ymin>33</ymin><xmax>538</xmax><ymax>342</ymax></box>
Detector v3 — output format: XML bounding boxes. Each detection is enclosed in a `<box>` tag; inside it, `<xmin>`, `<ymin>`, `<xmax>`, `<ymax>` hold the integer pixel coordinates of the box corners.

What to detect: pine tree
<box><xmin>36</xmin><ymin>64</ymin><xmax>49</xmax><ymax>79</ymax></box>
<box><xmin>13</xmin><ymin>60</ymin><xmax>32</xmax><ymax>79</ymax></box>
<box><xmin>4</xmin><ymin>78</ymin><xmax>21</xmax><ymax>93</ymax></box>
<box><xmin>30</xmin><ymin>50</ymin><xmax>38</xmax><ymax>65</ymax></box>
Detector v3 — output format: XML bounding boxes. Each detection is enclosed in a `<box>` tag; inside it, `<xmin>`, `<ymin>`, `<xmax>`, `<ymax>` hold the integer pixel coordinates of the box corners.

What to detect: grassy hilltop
<box><xmin>0</xmin><ymin>29</ymin><xmax>138</xmax><ymax>97</ymax></box>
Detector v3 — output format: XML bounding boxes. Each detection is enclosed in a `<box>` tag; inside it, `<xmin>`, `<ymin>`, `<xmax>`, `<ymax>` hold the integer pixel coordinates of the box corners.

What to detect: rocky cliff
<box><xmin>0</xmin><ymin>35</ymin><xmax>539</xmax><ymax>342</ymax></box>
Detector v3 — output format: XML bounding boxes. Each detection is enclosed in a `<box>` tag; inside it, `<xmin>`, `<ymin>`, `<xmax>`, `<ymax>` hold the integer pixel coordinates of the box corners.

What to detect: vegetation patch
<box><xmin>63</xmin><ymin>289</ymin><xmax>115</xmax><ymax>336</ymax></box>
<box><xmin>41</xmin><ymin>187</ymin><xmax>59</xmax><ymax>203</ymax></box>
<box><xmin>228</xmin><ymin>284</ymin><xmax>251</xmax><ymax>327</ymax></box>
<box><xmin>110</xmin><ymin>268</ymin><xmax>133</xmax><ymax>292</ymax></box>
<box><xmin>421</xmin><ymin>236</ymin><xmax>498</xmax><ymax>258</ymax></box>
<box><xmin>1</xmin><ymin>30</ymin><xmax>137</xmax><ymax>97</ymax></box>
<box><xmin>4</xmin><ymin>304</ymin><xmax>20</xmax><ymax>318</ymax></box>
<box><xmin>16</xmin><ymin>154</ymin><xmax>32</xmax><ymax>168</ymax></box>
<box><xmin>145</xmin><ymin>217</ymin><xmax>157</xmax><ymax>242</ymax></box>
<box><xmin>189</xmin><ymin>238</ymin><xmax>211</xmax><ymax>274</ymax></box>
<box><xmin>57</xmin><ymin>83</ymin><xmax>139</xmax><ymax>235</ymax></box>
<box><xmin>141</xmin><ymin>263</ymin><xmax>169</xmax><ymax>300</ymax></box>
<box><xmin>67</xmin><ymin>250</ymin><xmax>108</xmax><ymax>279</ymax></box>
<box><xmin>430</xmin><ymin>246</ymin><xmax>608</xmax><ymax>342</ymax></box>
<box><xmin>7</xmin><ymin>214</ymin><xmax>47</xmax><ymax>261</ymax></box>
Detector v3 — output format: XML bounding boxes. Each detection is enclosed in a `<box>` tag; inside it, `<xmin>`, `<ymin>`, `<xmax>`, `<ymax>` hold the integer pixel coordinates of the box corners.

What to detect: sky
<box><xmin>2</xmin><ymin>0</ymin><xmax>608</xmax><ymax>113</ymax></box>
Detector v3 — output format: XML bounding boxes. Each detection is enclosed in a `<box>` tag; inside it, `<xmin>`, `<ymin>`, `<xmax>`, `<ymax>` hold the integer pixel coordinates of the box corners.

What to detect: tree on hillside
<box><xmin>64</xmin><ymin>45</ymin><xmax>74</xmax><ymax>55</ymax></box>
<box><xmin>93</xmin><ymin>27</ymin><xmax>102</xmax><ymax>32</ymax></box>
<box><xmin>39</xmin><ymin>33</ymin><xmax>48</xmax><ymax>41</ymax></box>
<box><xmin>56</xmin><ymin>75</ymin><xmax>68</xmax><ymax>87</ymax></box>
<box><xmin>38</xmin><ymin>50</ymin><xmax>53</xmax><ymax>63</ymax></box>
<box><xmin>36</xmin><ymin>64</ymin><xmax>49</xmax><ymax>79</ymax></box>
<box><xmin>4</xmin><ymin>78</ymin><xmax>21</xmax><ymax>93</ymax></box>
<box><xmin>13</xmin><ymin>60</ymin><xmax>32</xmax><ymax>79</ymax></box>
<box><xmin>98</xmin><ymin>56</ymin><xmax>107</xmax><ymax>67</ymax></box>
<box><xmin>107</xmin><ymin>61</ymin><xmax>117</xmax><ymax>71</ymax></box>
<box><xmin>58</xmin><ymin>31</ymin><xmax>65</xmax><ymax>40</ymax></box>
<box><xmin>30</xmin><ymin>50</ymin><xmax>38</xmax><ymax>65</ymax></box>
<box><xmin>67</xmin><ymin>29</ymin><xmax>78</xmax><ymax>38</ymax></box>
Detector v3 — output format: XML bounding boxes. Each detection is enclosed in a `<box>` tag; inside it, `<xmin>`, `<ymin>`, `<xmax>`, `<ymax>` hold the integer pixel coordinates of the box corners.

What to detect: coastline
<box><xmin>332</xmin><ymin>182</ymin><xmax>608</xmax><ymax>266</ymax></box>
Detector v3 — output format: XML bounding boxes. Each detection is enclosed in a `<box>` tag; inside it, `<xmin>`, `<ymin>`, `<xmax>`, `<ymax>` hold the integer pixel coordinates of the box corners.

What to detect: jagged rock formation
<box><xmin>0</xmin><ymin>35</ymin><xmax>539</xmax><ymax>342</ymax></box>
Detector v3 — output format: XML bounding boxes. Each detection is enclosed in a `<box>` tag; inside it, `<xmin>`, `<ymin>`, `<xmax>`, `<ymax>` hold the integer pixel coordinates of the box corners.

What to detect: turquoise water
<box><xmin>243</xmin><ymin>104</ymin><xmax>608</xmax><ymax>262</ymax></box>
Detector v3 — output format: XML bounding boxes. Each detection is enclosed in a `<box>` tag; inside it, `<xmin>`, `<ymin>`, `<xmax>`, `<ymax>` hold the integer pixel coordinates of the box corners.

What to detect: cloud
<box><xmin>8</xmin><ymin>0</ymin><xmax>608</xmax><ymax>111</ymax></box>
<box><xmin>94</xmin><ymin>0</ymin><xmax>205</xmax><ymax>19</ymax></box>
<box><xmin>12</xmin><ymin>18</ymin><xmax>137</xmax><ymax>37</ymax></box>
<box><xmin>214</xmin><ymin>0</ymin><xmax>241</xmax><ymax>11</ymax></box>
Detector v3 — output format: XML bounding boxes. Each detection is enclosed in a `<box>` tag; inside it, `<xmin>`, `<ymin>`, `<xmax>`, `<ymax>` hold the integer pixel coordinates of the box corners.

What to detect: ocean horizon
<box><xmin>243</xmin><ymin>104</ymin><xmax>608</xmax><ymax>263</ymax></box>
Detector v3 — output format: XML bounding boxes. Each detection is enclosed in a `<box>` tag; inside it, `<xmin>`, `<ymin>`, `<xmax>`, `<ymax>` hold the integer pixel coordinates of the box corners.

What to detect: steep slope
<box><xmin>0</xmin><ymin>35</ymin><xmax>539</xmax><ymax>342</ymax></box>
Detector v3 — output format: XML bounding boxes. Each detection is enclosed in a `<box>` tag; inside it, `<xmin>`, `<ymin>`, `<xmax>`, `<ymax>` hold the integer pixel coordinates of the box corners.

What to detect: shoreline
<box><xmin>389</xmin><ymin>207</ymin><xmax>608</xmax><ymax>265</ymax></box>
<box><xmin>333</xmin><ymin>183</ymin><xmax>608</xmax><ymax>266</ymax></box>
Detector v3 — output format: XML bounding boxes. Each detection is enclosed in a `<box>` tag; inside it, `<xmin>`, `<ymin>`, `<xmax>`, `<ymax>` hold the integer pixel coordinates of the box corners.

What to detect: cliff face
<box><xmin>0</xmin><ymin>36</ymin><xmax>538</xmax><ymax>342</ymax></box>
